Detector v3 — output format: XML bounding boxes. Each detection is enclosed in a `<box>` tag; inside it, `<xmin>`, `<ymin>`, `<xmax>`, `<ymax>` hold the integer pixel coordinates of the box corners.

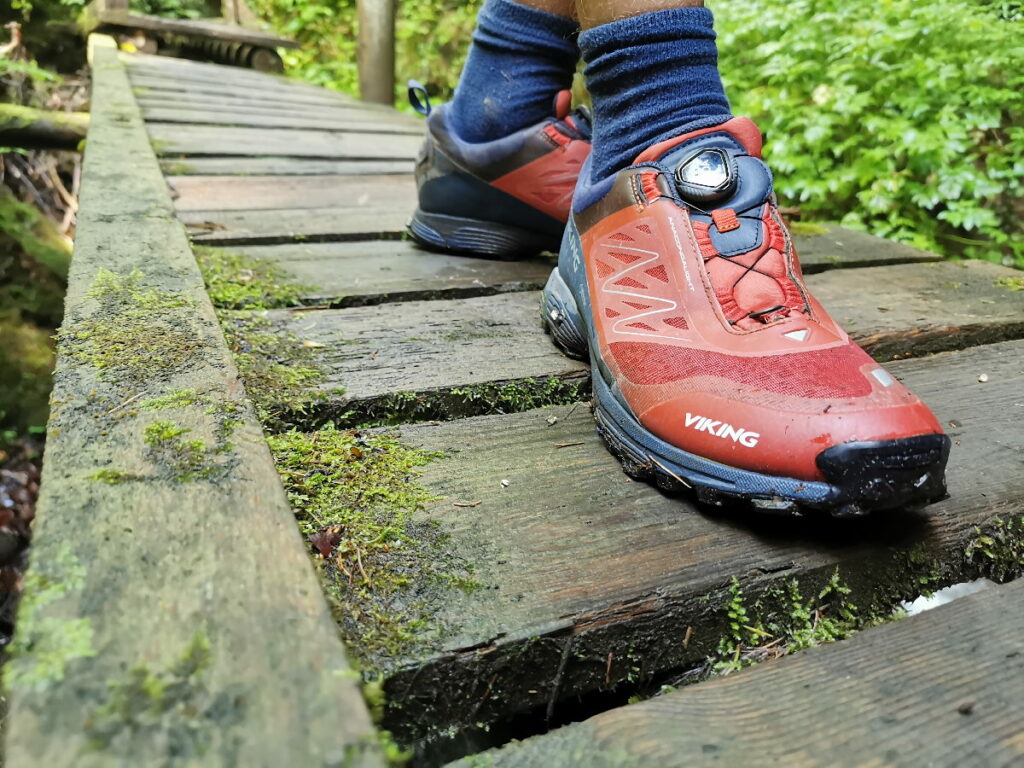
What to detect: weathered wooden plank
<box><xmin>135</xmin><ymin>92</ymin><xmax>399</xmax><ymax>117</ymax></box>
<box><xmin>162</xmin><ymin>156</ymin><xmax>412</xmax><ymax>175</ymax></box>
<box><xmin>379</xmin><ymin>339</ymin><xmax>1024</xmax><ymax>746</ymax></box>
<box><xmin>452</xmin><ymin>579</ymin><xmax>1024</xmax><ymax>767</ymax></box>
<box><xmin>130</xmin><ymin>76</ymin><xmax>352</xmax><ymax>109</ymax></box>
<box><xmin>168</xmin><ymin>174</ymin><xmax>416</xmax><ymax>212</ymax></box>
<box><xmin>100</xmin><ymin>10</ymin><xmax>300</xmax><ymax>48</ymax></box>
<box><xmin>792</xmin><ymin>224</ymin><xmax>942</xmax><ymax>273</ymax></box>
<box><xmin>141</xmin><ymin>106</ymin><xmax>421</xmax><ymax>133</ymax></box>
<box><xmin>271</xmin><ymin>260</ymin><xmax>1024</xmax><ymax>423</ymax></box>
<box><xmin>3</xmin><ymin>35</ymin><xmax>383</xmax><ymax>768</ymax></box>
<box><xmin>182</xmin><ymin>206</ymin><xmax>409</xmax><ymax>244</ymax></box>
<box><xmin>228</xmin><ymin>240</ymin><xmax>554</xmax><ymax>306</ymax></box>
<box><xmin>146</xmin><ymin>122</ymin><xmax>422</xmax><ymax>159</ymax></box>
<box><xmin>134</xmin><ymin>91</ymin><xmax>377</xmax><ymax>115</ymax></box>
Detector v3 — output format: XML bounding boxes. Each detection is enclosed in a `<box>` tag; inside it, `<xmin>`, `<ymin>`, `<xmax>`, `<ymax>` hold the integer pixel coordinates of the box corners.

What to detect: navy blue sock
<box><xmin>580</xmin><ymin>7</ymin><xmax>732</xmax><ymax>183</ymax></box>
<box><xmin>450</xmin><ymin>0</ymin><xmax>578</xmax><ymax>143</ymax></box>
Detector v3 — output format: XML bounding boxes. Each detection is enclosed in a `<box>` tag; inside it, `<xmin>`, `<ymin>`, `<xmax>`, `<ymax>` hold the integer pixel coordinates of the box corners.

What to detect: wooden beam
<box><xmin>2</xmin><ymin>35</ymin><xmax>384</xmax><ymax>767</ymax></box>
<box><xmin>0</xmin><ymin>104</ymin><xmax>89</xmax><ymax>150</ymax></box>
<box><xmin>356</xmin><ymin>0</ymin><xmax>396</xmax><ymax>105</ymax></box>
<box><xmin>453</xmin><ymin>579</ymin><xmax>1024</xmax><ymax>767</ymax></box>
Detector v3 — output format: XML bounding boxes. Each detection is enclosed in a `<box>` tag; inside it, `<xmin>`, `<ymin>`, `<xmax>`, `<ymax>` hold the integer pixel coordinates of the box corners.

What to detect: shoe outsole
<box><xmin>408</xmin><ymin>209</ymin><xmax>559</xmax><ymax>260</ymax></box>
<box><xmin>541</xmin><ymin>266</ymin><xmax>950</xmax><ymax>518</ymax></box>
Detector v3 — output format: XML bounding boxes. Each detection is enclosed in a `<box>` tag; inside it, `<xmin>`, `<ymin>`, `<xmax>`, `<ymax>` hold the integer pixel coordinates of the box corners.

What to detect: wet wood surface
<box><xmin>451</xmin><ymin>578</ymin><xmax>1024</xmax><ymax>767</ymax></box>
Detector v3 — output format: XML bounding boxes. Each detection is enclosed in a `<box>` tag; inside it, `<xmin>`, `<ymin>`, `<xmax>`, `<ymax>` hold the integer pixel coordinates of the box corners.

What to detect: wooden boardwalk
<box><xmin>6</xmin><ymin>35</ymin><xmax>1023</xmax><ymax>766</ymax></box>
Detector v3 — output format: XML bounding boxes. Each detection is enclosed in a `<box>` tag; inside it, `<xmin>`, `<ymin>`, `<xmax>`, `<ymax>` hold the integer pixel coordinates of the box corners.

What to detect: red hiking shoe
<box><xmin>543</xmin><ymin>117</ymin><xmax>950</xmax><ymax>516</ymax></box>
<box><xmin>408</xmin><ymin>88</ymin><xmax>591</xmax><ymax>258</ymax></box>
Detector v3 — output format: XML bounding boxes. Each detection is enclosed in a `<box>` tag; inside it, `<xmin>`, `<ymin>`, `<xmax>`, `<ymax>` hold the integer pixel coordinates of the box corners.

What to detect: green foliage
<box><xmin>0</xmin><ymin>186</ymin><xmax>69</xmax><ymax>430</ymax></box>
<box><xmin>246</xmin><ymin>0</ymin><xmax>481</xmax><ymax>101</ymax></box>
<box><xmin>716</xmin><ymin>0</ymin><xmax>1024</xmax><ymax>266</ymax></box>
<box><xmin>128</xmin><ymin>0</ymin><xmax>216</xmax><ymax>20</ymax></box>
<box><xmin>710</xmin><ymin>569</ymin><xmax>861</xmax><ymax>675</ymax></box>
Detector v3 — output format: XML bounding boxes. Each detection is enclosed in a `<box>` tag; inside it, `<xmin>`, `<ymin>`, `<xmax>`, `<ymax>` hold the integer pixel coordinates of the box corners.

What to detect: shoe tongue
<box><xmin>634</xmin><ymin>117</ymin><xmax>763</xmax><ymax>164</ymax></box>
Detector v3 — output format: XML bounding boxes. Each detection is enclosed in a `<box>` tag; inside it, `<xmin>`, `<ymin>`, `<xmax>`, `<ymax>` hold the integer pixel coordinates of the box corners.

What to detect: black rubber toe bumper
<box><xmin>816</xmin><ymin>433</ymin><xmax>952</xmax><ymax>517</ymax></box>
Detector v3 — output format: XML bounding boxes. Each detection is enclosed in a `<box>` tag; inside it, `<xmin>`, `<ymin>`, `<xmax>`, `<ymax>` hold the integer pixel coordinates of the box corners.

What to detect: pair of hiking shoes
<box><xmin>408</xmin><ymin>90</ymin><xmax>950</xmax><ymax>517</ymax></box>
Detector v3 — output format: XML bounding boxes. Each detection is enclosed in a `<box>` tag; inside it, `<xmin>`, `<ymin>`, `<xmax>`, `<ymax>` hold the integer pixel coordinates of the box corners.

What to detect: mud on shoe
<box><xmin>409</xmin><ymin>89</ymin><xmax>591</xmax><ymax>259</ymax></box>
<box><xmin>543</xmin><ymin>117</ymin><xmax>950</xmax><ymax>517</ymax></box>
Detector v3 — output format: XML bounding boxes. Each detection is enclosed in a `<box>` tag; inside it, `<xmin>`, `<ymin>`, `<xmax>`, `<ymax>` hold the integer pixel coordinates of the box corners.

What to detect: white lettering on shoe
<box><xmin>685</xmin><ymin>413</ymin><xmax>761</xmax><ymax>448</ymax></box>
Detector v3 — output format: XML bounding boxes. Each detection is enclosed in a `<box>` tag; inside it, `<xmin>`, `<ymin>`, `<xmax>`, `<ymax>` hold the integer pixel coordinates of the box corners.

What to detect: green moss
<box><xmin>143</xmin><ymin>419</ymin><xmax>229</xmax><ymax>483</ymax></box>
<box><xmin>88</xmin><ymin>468</ymin><xmax>139</xmax><ymax>485</ymax></box>
<box><xmin>5</xmin><ymin>545</ymin><xmax>96</xmax><ymax>692</ymax></box>
<box><xmin>994</xmin><ymin>276</ymin><xmax>1024</xmax><ymax>291</ymax></box>
<box><xmin>267</xmin><ymin>425</ymin><xmax>478</xmax><ymax>667</ymax></box>
<box><xmin>965</xmin><ymin>515</ymin><xmax>1024</xmax><ymax>583</ymax></box>
<box><xmin>57</xmin><ymin>269</ymin><xmax>203</xmax><ymax>391</ymax></box>
<box><xmin>352</xmin><ymin>376</ymin><xmax>588</xmax><ymax>427</ymax></box>
<box><xmin>219</xmin><ymin>310</ymin><xmax>328</xmax><ymax>430</ymax></box>
<box><xmin>160</xmin><ymin>161</ymin><xmax>194</xmax><ymax>175</ymax></box>
<box><xmin>140</xmin><ymin>388</ymin><xmax>202</xmax><ymax>410</ymax></box>
<box><xmin>194</xmin><ymin>246</ymin><xmax>311</xmax><ymax>310</ymax></box>
<box><xmin>788</xmin><ymin>221</ymin><xmax>831</xmax><ymax>237</ymax></box>
<box><xmin>86</xmin><ymin>630</ymin><xmax>229</xmax><ymax>757</ymax></box>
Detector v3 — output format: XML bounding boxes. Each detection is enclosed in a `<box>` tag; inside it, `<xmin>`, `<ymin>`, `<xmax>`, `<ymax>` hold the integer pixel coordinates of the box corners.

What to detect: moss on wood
<box><xmin>267</xmin><ymin>425</ymin><xmax>479</xmax><ymax>668</ymax></box>
<box><xmin>57</xmin><ymin>269</ymin><xmax>203</xmax><ymax>393</ymax></box>
<box><xmin>965</xmin><ymin>515</ymin><xmax>1024</xmax><ymax>583</ymax></box>
<box><xmin>218</xmin><ymin>310</ymin><xmax>330</xmax><ymax>431</ymax></box>
<box><xmin>194</xmin><ymin>246</ymin><xmax>310</xmax><ymax>310</ymax></box>
<box><xmin>84</xmin><ymin>630</ymin><xmax>237</xmax><ymax>759</ymax></box>
<box><xmin>339</xmin><ymin>376</ymin><xmax>589</xmax><ymax>429</ymax></box>
<box><xmin>4</xmin><ymin>545</ymin><xmax>96</xmax><ymax>692</ymax></box>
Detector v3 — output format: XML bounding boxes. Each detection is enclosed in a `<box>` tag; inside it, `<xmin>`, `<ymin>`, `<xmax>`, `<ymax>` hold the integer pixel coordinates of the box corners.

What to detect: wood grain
<box><xmin>3</xmin><ymin>36</ymin><xmax>382</xmax><ymax>768</ymax></box>
<box><xmin>128</xmin><ymin>73</ymin><xmax>348</xmax><ymax>105</ymax></box>
<box><xmin>230</xmin><ymin>240</ymin><xmax>555</xmax><ymax>305</ymax></box>
<box><xmin>141</xmin><ymin>106</ymin><xmax>422</xmax><ymax>133</ymax></box>
<box><xmin>271</xmin><ymin>261</ymin><xmax>1024</xmax><ymax>423</ymax></box>
<box><xmin>168</xmin><ymin>174</ymin><xmax>417</xmax><ymax>212</ymax></box>
<box><xmin>794</xmin><ymin>225</ymin><xmax>941</xmax><ymax>273</ymax></box>
<box><xmin>379</xmin><ymin>339</ymin><xmax>1024</xmax><ymax>745</ymax></box>
<box><xmin>162</xmin><ymin>156</ymin><xmax>412</xmax><ymax>176</ymax></box>
<box><xmin>145</xmin><ymin>122</ymin><xmax>422</xmax><ymax>159</ymax></box>
<box><xmin>451</xmin><ymin>579</ymin><xmax>1024</xmax><ymax>767</ymax></box>
<box><xmin>182</xmin><ymin>206</ymin><xmax>409</xmax><ymax>245</ymax></box>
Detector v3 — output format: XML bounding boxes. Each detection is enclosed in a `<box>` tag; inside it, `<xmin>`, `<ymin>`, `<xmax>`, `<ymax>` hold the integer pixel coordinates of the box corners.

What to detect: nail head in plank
<box><xmin>381</xmin><ymin>339</ymin><xmax>1024</xmax><ymax>743</ymax></box>
<box><xmin>146</xmin><ymin>123</ymin><xmax>422</xmax><ymax>159</ymax></box>
<box><xmin>3</xmin><ymin>35</ymin><xmax>382</xmax><ymax>768</ymax></box>
<box><xmin>451</xmin><ymin>579</ymin><xmax>1024</xmax><ymax>767</ymax></box>
<box><xmin>229</xmin><ymin>240</ymin><xmax>555</xmax><ymax>306</ymax></box>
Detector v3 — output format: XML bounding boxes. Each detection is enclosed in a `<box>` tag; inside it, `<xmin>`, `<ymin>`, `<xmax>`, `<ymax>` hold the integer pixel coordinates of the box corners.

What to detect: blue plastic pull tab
<box><xmin>408</xmin><ymin>80</ymin><xmax>432</xmax><ymax>116</ymax></box>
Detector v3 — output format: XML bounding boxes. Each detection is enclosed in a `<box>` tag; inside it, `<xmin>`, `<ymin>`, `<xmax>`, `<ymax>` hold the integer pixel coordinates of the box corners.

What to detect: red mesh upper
<box><xmin>610</xmin><ymin>341</ymin><xmax>875</xmax><ymax>398</ymax></box>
